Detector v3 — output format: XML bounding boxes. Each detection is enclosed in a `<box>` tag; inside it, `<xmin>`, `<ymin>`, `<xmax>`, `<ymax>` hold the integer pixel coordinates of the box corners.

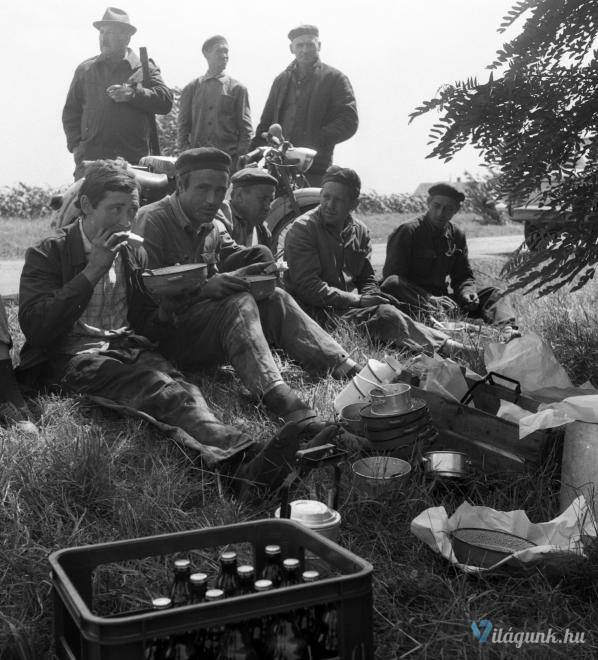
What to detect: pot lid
<box><xmin>275</xmin><ymin>499</ymin><xmax>340</xmax><ymax>529</ymax></box>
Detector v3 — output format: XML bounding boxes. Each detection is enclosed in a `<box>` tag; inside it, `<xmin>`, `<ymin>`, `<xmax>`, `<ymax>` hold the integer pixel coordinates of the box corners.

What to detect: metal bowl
<box><xmin>451</xmin><ymin>527</ymin><xmax>537</xmax><ymax>568</ymax></box>
<box><xmin>370</xmin><ymin>383</ymin><xmax>412</xmax><ymax>416</ymax></box>
<box><xmin>422</xmin><ymin>450</ymin><xmax>471</xmax><ymax>479</ymax></box>
<box><xmin>351</xmin><ymin>456</ymin><xmax>411</xmax><ymax>498</ymax></box>
<box><xmin>339</xmin><ymin>403</ymin><xmax>367</xmax><ymax>436</ymax></box>
<box><xmin>243</xmin><ymin>274</ymin><xmax>277</xmax><ymax>301</ymax></box>
<box><xmin>141</xmin><ymin>263</ymin><xmax>207</xmax><ymax>297</ymax></box>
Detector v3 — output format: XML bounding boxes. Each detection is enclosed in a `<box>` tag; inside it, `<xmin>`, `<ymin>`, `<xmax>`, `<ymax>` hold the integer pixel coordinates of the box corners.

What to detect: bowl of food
<box><xmin>141</xmin><ymin>263</ymin><xmax>208</xmax><ymax>297</ymax></box>
<box><xmin>243</xmin><ymin>274</ymin><xmax>277</xmax><ymax>301</ymax></box>
<box><xmin>351</xmin><ymin>456</ymin><xmax>411</xmax><ymax>498</ymax></box>
<box><xmin>450</xmin><ymin>527</ymin><xmax>537</xmax><ymax>568</ymax></box>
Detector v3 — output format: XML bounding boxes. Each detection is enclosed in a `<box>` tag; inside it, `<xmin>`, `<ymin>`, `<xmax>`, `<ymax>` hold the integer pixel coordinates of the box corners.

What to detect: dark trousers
<box><xmin>380</xmin><ymin>275</ymin><xmax>516</xmax><ymax>325</ymax></box>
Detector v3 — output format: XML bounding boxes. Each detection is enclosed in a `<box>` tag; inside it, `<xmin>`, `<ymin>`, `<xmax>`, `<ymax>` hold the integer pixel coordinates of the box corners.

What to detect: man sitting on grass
<box><xmin>283</xmin><ymin>166</ymin><xmax>474</xmax><ymax>357</ymax></box>
<box><xmin>17</xmin><ymin>160</ymin><xmax>335</xmax><ymax>493</ymax></box>
<box><xmin>380</xmin><ymin>183</ymin><xmax>517</xmax><ymax>330</ymax></box>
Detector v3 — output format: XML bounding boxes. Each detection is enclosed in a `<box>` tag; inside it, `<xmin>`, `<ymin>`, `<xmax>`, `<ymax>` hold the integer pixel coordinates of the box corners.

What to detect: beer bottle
<box><xmin>265</xmin><ymin>613</ymin><xmax>310</xmax><ymax>659</ymax></box>
<box><xmin>216</xmin><ymin>551</ymin><xmax>240</xmax><ymax>597</ymax></box>
<box><xmin>189</xmin><ymin>572</ymin><xmax>208</xmax><ymax>604</ymax></box>
<box><xmin>170</xmin><ymin>558</ymin><xmax>192</xmax><ymax>607</ymax></box>
<box><xmin>281</xmin><ymin>558</ymin><xmax>301</xmax><ymax>587</ymax></box>
<box><xmin>316</xmin><ymin>603</ymin><xmax>340</xmax><ymax>659</ymax></box>
<box><xmin>218</xmin><ymin>625</ymin><xmax>258</xmax><ymax>659</ymax></box>
<box><xmin>201</xmin><ymin>588</ymin><xmax>226</xmax><ymax>659</ymax></box>
<box><xmin>237</xmin><ymin>565</ymin><xmax>256</xmax><ymax>595</ymax></box>
<box><xmin>250</xmin><ymin>579</ymin><xmax>273</xmax><ymax>656</ymax></box>
<box><xmin>298</xmin><ymin>571</ymin><xmax>321</xmax><ymax>653</ymax></box>
<box><xmin>260</xmin><ymin>545</ymin><xmax>283</xmax><ymax>587</ymax></box>
<box><xmin>145</xmin><ymin>597</ymin><xmax>172</xmax><ymax>660</ymax></box>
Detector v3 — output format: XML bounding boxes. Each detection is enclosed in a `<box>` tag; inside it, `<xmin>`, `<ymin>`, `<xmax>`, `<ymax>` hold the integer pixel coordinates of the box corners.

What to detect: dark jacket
<box><xmin>62</xmin><ymin>49</ymin><xmax>173</xmax><ymax>165</ymax></box>
<box><xmin>18</xmin><ymin>221</ymin><xmax>164</xmax><ymax>374</ymax></box>
<box><xmin>382</xmin><ymin>215</ymin><xmax>477</xmax><ymax>299</ymax></box>
<box><xmin>283</xmin><ymin>206</ymin><xmax>378</xmax><ymax>309</ymax></box>
<box><xmin>252</xmin><ymin>61</ymin><xmax>358</xmax><ymax>175</ymax></box>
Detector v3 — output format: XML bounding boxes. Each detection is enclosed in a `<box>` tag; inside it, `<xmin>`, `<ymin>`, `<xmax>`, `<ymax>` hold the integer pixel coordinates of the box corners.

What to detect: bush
<box><xmin>0</xmin><ymin>183</ymin><xmax>61</xmax><ymax>219</ymax></box>
<box><xmin>358</xmin><ymin>191</ymin><xmax>427</xmax><ymax>215</ymax></box>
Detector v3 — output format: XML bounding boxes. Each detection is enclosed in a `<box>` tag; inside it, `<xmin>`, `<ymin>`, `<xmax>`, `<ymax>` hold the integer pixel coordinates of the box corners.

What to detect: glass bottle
<box><xmin>298</xmin><ymin>571</ymin><xmax>321</xmax><ymax>654</ymax></box>
<box><xmin>316</xmin><ymin>603</ymin><xmax>340</xmax><ymax>659</ymax></box>
<box><xmin>250</xmin><ymin>579</ymin><xmax>274</xmax><ymax>656</ymax></box>
<box><xmin>170</xmin><ymin>558</ymin><xmax>192</xmax><ymax>607</ymax></box>
<box><xmin>189</xmin><ymin>572</ymin><xmax>208</xmax><ymax>604</ymax></box>
<box><xmin>218</xmin><ymin>625</ymin><xmax>259</xmax><ymax>660</ymax></box>
<box><xmin>145</xmin><ymin>597</ymin><xmax>172</xmax><ymax>660</ymax></box>
<box><xmin>201</xmin><ymin>588</ymin><xmax>225</xmax><ymax>659</ymax></box>
<box><xmin>216</xmin><ymin>551</ymin><xmax>240</xmax><ymax>597</ymax></box>
<box><xmin>280</xmin><ymin>558</ymin><xmax>301</xmax><ymax>587</ymax></box>
<box><xmin>237</xmin><ymin>565</ymin><xmax>256</xmax><ymax>595</ymax></box>
<box><xmin>265</xmin><ymin>613</ymin><xmax>310</xmax><ymax>660</ymax></box>
<box><xmin>260</xmin><ymin>545</ymin><xmax>283</xmax><ymax>587</ymax></box>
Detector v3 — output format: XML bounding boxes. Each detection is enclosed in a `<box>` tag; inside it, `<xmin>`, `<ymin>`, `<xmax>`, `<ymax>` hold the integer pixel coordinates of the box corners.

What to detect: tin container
<box><xmin>422</xmin><ymin>450</ymin><xmax>471</xmax><ymax>479</ymax></box>
<box><xmin>274</xmin><ymin>499</ymin><xmax>342</xmax><ymax>541</ymax></box>
<box><xmin>370</xmin><ymin>384</ymin><xmax>412</xmax><ymax>416</ymax></box>
<box><xmin>351</xmin><ymin>456</ymin><xmax>411</xmax><ymax>497</ymax></box>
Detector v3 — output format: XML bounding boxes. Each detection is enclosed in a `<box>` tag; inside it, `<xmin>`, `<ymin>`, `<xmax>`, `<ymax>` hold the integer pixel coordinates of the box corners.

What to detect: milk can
<box><xmin>559</xmin><ymin>420</ymin><xmax>598</xmax><ymax>514</ymax></box>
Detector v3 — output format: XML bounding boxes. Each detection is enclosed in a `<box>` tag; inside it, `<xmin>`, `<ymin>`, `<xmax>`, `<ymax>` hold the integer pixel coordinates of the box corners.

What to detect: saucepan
<box><xmin>369</xmin><ymin>383</ymin><xmax>412</xmax><ymax>416</ymax></box>
<box><xmin>422</xmin><ymin>450</ymin><xmax>472</xmax><ymax>479</ymax></box>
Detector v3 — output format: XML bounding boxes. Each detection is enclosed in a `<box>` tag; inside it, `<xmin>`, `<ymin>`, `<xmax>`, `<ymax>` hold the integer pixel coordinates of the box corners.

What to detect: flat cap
<box><xmin>231</xmin><ymin>168</ymin><xmax>277</xmax><ymax>188</ymax></box>
<box><xmin>288</xmin><ymin>24</ymin><xmax>319</xmax><ymax>41</ymax></box>
<box><xmin>322</xmin><ymin>165</ymin><xmax>361</xmax><ymax>199</ymax></box>
<box><xmin>202</xmin><ymin>34</ymin><xmax>227</xmax><ymax>55</ymax></box>
<box><xmin>175</xmin><ymin>148</ymin><xmax>231</xmax><ymax>176</ymax></box>
<box><xmin>428</xmin><ymin>183</ymin><xmax>465</xmax><ymax>203</ymax></box>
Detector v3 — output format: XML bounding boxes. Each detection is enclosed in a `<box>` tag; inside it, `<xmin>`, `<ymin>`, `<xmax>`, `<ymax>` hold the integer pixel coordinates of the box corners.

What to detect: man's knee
<box><xmin>380</xmin><ymin>275</ymin><xmax>402</xmax><ymax>294</ymax></box>
<box><xmin>247</xmin><ymin>244</ymin><xmax>274</xmax><ymax>263</ymax></box>
<box><xmin>372</xmin><ymin>303</ymin><xmax>409</xmax><ymax>333</ymax></box>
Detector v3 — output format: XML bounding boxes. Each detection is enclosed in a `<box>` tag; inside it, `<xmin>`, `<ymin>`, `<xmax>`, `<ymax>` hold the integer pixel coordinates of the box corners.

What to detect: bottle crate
<box><xmin>49</xmin><ymin>518</ymin><xmax>373</xmax><ymax>659</ymax></box>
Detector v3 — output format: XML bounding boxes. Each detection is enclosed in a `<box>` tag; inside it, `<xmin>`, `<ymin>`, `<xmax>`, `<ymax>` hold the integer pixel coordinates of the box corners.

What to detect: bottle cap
<box><xmin>174</xmin><ymin>558</ymin><xmax>191</xmax><ymax>570</ymax></box>
<box><xmin>254</xmin><ymin>579</ymin><xmax>274</xmax><ymax>592</ymax></box>
<box><xmin>151</xmin><ymin>597</ymin><xmax>172</xmax><ymax>609</ymax></box>
<box><xmin>302</xmin><ymin>570</ymin><xmax>320</xmax><ymax>582</ymax></box>
<box><xmin>205</xmin><ymin>588</ymin><xmax>225</xmax><ymax>601</ymax></box>
<box><xmin>283</xmin><ymin>558</ymin><xmax>300</xmax><ymax>570</ymax></box>
<box><xmin>265</xmin><ymin>544</ymin><xmax>281</xmax><ymax>556</ymax></box>
<box><xmin>220</xmin><ymin>550</ymin><xmax>237</xmax><ymax>563</ymax></box>
<box><xmin>190</xmin><ymin>572</ymin><xmax>208</xmax><ymax>585</ymax></box>
<box><xmin>237</xmin><ymin>564</ymin><xmax>255</xmax><ymax>577</ymax></box>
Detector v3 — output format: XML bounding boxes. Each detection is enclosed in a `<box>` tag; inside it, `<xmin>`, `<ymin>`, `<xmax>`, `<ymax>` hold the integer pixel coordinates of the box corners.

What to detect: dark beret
<box><xmin>175</xmin><ymin>148</ymin><xmax>231</xmax><ymax>176</ymax></box>
<box><xmin>231</xmin><ymin>167</ymin><xmax>277</xmax><ymax>188</ymax></box>
<box><xmin>322</xmin><ymin>166</ymin><xmax>361</xmax><ymax>199</ymax></box>
<box><xmin>428</xmin><ymin>183</ymin><xmax>465</xmax><ymax>203</ymax></box>
<box><xmin>202</xmin><ymin>35</ymin><xmax>227</xmax><ymax>55</ymax></box>
<box><xmin>288</xmin><ymin>24</ymin><xmax>319</xmax><ymax>41</ymax></box>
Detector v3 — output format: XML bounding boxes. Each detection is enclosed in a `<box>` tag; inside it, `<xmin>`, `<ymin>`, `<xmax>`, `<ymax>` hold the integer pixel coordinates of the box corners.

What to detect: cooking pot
<box><xmin>370</xmin><ymin>383</ymin><xmax>412</xmax><ymax>415</ymax></box>
<box><xmin>422</xmin><ymin>450</ymin><xmax>471</xmax><ymax>479</ymax></box>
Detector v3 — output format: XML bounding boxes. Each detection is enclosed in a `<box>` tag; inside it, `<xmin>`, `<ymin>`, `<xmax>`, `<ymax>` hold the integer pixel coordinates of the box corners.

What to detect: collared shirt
<box><xmin>382</xmin><ymin>215</ymin><xmax>477</xmax><ymax>298</ymax></box>
<box><xmin>135</xmin><ymin>194</ymin><xmax>241</xmax><ymax>271</ymax></box>
<box><xmin>226</xmin><ymin>206</ymin><xmax>272</xmax><ymax>251</ymax></box>
<box><xmin>283</xmin><ymin>206</ymin><xmax>379</xmax><ymax>309</ymax></box>
<box><xmin>62</xmin><ymin>48</ymin><xmax>173</xmax><ymax>165</ymax></box>
<box><xmin>177</xmin><ymin>72</ymin><xmax>253</xmax><ymax>162</ymax></box>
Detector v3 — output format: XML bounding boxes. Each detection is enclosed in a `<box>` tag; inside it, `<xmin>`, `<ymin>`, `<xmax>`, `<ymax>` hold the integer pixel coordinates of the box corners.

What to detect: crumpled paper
<box><xmin>410</xmin><ymin>496</ymin><xmax>596</xmax><ymax>574</ymax></box>
<box><xmin>405</xmin><ymin>353</ymin><xmax>475</xmax><ymax>402</ymax></box>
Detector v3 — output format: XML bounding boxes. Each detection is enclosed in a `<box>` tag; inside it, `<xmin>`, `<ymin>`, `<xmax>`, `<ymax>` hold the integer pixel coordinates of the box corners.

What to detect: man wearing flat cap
<box><xmin>251</xmin><ymin>25</ymin><xmax>358</xmax><ymax>186</ymax></box>
<box><xmin>223</xmin><ymin>168</ymin><xmax>277</xmax><ymax>250</ymax></box>
<box><xmin>284</xmin><ymin>168</ymin><xmax>476</xmax><ymax>357</ymax></box>
<box><xmin>178</xmin><ymin>36</ymin><xmax>252</xmax><ymax>169</ymax></box>
<box><xmin>135</xmin><ymin>147</ymin><xmax>360</xmax><ymax>442</ymax></box>
<box><xmin>62</xmin><ymin>7</ymin><xmax>173</xmax><ymax>180</ymax></box>
<box><xmin>381</xmin><ymin>183</ymin><xmax>517</xmax><ymax>326</ymax></box>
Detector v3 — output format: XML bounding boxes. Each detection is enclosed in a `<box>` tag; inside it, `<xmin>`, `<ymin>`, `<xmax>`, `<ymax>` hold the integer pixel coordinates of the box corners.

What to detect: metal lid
<box><xmin>189</xmin><ymin>572</ymin><xmax>208</xmax><ymax>585</ymax></box>
<box><xmin>265</xmin><ymin>544</ymin><xmax>281</xmax><ymax>556</ymax></box>
<box><xmin>205</xmin><ymin>588</ymin><xmax>225</xmax><ymax>601</ymax></box>
<box><xmin>276</xmin><ymin>499</ymin><xmax>341</xmax><ymax>530</ymax></box>
<box><xmin>254</xmin><ymin>579</ymin><xmax>274</xmax><ymax>591</ymax></box>
<box><xmin>302</xmin><ymin>570</ymin><xmax>320</xmax><ymax>582</ymax></box>
<box><xmin>174</xmin><ymin>558</ymin><xmax>191</xmax><ymax>570</ymax></box>
<box><xmin>151</xmin><ymin>597</ymin><xmax>172</xmax><ymax>609</ymax></box>
<box><xmin>220</xmin><ymin>551</ymin><xmax>237</xmax><ymax>563</ymax></box>
<box><xmin>283</xmin><ymin>558</ymin><xmax>300</xmax><ymax>570</ymax></box>
<box><xmin>237</xmin><ymin>564</ymin><xmax>255</xmax><ymax>576</ymax></box>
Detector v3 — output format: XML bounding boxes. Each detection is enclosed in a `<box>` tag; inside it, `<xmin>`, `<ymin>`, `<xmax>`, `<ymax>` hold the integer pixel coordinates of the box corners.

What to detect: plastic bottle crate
<box><xmin>49</xmin><ymin>518</ymin><xmax>373</xmax><ymax>659</ymax></box>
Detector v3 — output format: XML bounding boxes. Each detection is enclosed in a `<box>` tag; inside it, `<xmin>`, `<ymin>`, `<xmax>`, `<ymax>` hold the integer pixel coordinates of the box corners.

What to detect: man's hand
<box><xmin>200</xmin><ymin>273</ymin><xmax>249</xmax><ymax>300</ymax></box>
<box><xmin>359</xmin><ymin>293</ymin><xmax>389</xmax><ymax>308</ymax></box>
<box><xmin>83</xmin><ymin>229</ymin><xmax>129</xmax><ymax>285</ymax></box>
<box><xmin>461</xmin><ymin>291</ymin><xmax>480</xmax><ymax>312</ymax></box>
<box><xmin>106</xmin><ymin>84</ymin><xmax>135</xmax><ymax>103</ymax></box>
<box><xmin>429</xmin><ymin>295</ymin><xmax>460</xmax><ymax>313</ymax></box>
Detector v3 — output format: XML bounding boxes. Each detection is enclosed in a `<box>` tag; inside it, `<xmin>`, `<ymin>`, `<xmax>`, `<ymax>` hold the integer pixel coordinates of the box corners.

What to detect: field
<box><xmin>1</xmin><ymin>214</ymin><xmax>597</xmax><ymax>659</ymax></box>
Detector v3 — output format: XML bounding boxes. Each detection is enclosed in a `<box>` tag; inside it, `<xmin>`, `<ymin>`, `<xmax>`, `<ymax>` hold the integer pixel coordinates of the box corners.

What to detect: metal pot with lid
<box><xmin>422</xmin><ymin>450</ymin><xmax>471</xmax><ymax>479</ymax></box>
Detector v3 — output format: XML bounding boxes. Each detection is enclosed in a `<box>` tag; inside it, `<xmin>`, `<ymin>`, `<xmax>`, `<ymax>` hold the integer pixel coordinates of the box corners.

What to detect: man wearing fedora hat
<box><xmin>62</xmin><ymin>7</ymin><xmax>173</xmax><ymax>180</ymax></box>
<box><xmin>251</xmin><ymin>25</ymin><xmax>358</xmax><ymax>186</ymax></box>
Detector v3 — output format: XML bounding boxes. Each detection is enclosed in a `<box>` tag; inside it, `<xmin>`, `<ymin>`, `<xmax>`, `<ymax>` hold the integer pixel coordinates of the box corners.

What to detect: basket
<box><xmin>141</xmin><ymin>264</ymin><xmax>207</xmax><ymax>297</ymax></box>
<box><xmin>451</xmin><ymin>527</ymin><xmax>537</xmax><ymax>568</ymax></box>
<box><xmin>49</xmin><ymin>519</ymin><xmax>373</xmax><ymax>659</ymax></box>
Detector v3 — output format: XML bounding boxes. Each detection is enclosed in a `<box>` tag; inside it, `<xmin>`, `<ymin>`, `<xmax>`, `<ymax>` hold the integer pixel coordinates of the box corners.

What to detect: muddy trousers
<box><xmin>51</xmin><ymin>346</ymin><xmax>253</xmax><ymax>467</ymax></box>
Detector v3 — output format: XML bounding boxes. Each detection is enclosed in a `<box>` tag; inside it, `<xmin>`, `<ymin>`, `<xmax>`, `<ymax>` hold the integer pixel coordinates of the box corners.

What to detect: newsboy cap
<box><xmin>202</xmin><ymin>35</ymin><xmax>228</xmax><ymax>55</ymax></box>
<box><xmin>288</xmin><ymin>24</ymin><xmax>319</xmax><ymax>41</ymax></box>
<box><xmin>93</xmin><ymin>7</ymin><xmax>137</xmax><ymax>34</ymax></box>
<box><xmin>427</xmin><ymin>183</ymin><xmax>465</xmax><ymax>204</ymax></box>
<box><xmin>231</xmin><ymin>168</ymin><xmax>277</xmax><ymax>188</ymax></box>
<box><xmin>322</xmin><ymin>166</ymin><xmax>361</xmax><ymax>200</ymax></box>
<box><xmin>175</xmin><ymin>148</ymin><xmax>232</xmax><ymax>176</ymax></box>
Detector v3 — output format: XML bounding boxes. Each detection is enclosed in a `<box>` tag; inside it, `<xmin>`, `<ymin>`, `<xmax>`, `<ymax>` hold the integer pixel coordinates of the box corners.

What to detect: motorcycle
<box><xmin>50</xmin><ymin>124</ymin><xmax>321</xmax><ymax>259</ymax></box>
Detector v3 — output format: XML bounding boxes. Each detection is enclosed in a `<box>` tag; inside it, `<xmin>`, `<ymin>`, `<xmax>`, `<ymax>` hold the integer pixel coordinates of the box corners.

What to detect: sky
<box><xmin>1</xmin><ymin>0</ymin><xmax>518</xmax><ymax>193</ymax></box>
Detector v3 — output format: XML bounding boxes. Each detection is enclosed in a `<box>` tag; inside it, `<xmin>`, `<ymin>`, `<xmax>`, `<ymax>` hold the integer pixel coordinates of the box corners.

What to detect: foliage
<box><xmin>358</xmin><ymin>191</ymin><xmax>427</xmax><ymax>215</ymax></box>
<box><xmin>462</xmin><ymin>171</ymin><xmax>508</xmax><ymax>225</ymax></box>
<box><xmin>156</xmin><ymin>87</ymin><xmax>181</xmax><ymax>157</ymax></box>
<box><xmin>409</xmin><ymin>0</ymin><xmax>598</xmax><ymax>294</ymax></box>
<box><xmin>0</xmin><ymin>183</ymin><xmax>60</xmax><ymax>219</ymax></box>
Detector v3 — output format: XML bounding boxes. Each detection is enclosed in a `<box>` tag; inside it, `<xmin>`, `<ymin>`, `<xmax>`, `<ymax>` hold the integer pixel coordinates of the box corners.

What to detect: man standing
<box><xmin>224</xmin><ymin>167</ymin><xmax>277</xmax><ymax>250</ymax></box>
<box><xmin>252</xmin><ymin>25</ymin><xmax>358</xmax><ymax>186</ymax></box>
<box><xmin>284</xmin><ymin>167</ymin><xmax>473</xmax><ymax>357</ymax></box>
<box><xmin>18</xmin><ymin>160</ymin><xmax>334</xmax><ymax>493</ymax></box>
<box><xmin>177</xmin><ymin>35</ymin><xmax>253</xmax><ymax>169</ymax></box>
<box><xmin>381</xmin><ymin>183</ymin><xmax>516</xmax><ymax>326</ymax></box>
<box><xmin>135</xmin><ymin>148</ymin><xmax>359</xmax><ymax>433</ymax></box>
<box><xmin>62</xmin><ymin>7</ymin><xmax>173</xmax><ymax>180</ymax></box>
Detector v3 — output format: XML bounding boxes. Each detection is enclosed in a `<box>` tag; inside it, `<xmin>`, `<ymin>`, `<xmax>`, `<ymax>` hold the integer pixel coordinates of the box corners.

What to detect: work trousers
<box><xmin>380</xmin><ymin>276</ymin><xmax>516</xmax><ymax>325</ymax></box>
<box><xmin>160</xmin><ymin>288</ymin><xmax>350</xmax><ymax>397</ymax></box>
<box><xmin>51</xmin><ymin>344</ymin><xmax>253</xmax><ymax>467</ymax></box>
